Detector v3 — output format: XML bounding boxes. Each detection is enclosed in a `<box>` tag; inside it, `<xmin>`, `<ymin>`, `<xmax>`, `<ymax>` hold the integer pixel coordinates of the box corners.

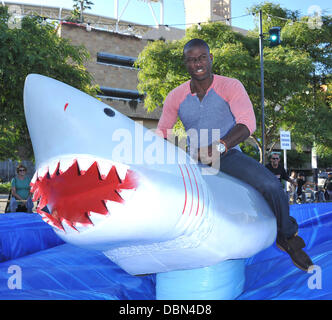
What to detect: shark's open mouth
<box><xmin>30</xmin><ymin>155</ymin><xmax>138</xmax><ymax>232</ymax></box>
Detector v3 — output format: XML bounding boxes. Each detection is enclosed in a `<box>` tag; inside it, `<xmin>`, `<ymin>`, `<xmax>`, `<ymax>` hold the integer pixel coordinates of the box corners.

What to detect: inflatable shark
<box><xmin>24</xmin><ymin>74</ymin><xmax>276</xmax><ymax>276</ymax></box>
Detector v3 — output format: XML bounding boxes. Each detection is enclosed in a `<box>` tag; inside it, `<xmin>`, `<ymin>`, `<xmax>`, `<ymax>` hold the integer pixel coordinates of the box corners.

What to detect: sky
<box><xmin>3</xmin><ymin>0</ymin><xmax>331</xmax><ymax>31</ymax></box>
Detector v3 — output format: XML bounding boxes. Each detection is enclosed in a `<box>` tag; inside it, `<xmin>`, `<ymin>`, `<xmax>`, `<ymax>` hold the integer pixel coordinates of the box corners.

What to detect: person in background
<box><xmin>287</xmin><ymin>171</ymin><xmax>298</xmax><ymax>204</ymax></box>
<box><xmin>323</xmin><ymin>172</ymin><xmax>332</xmax><ymax>201</ymax></box>
<box><xmin>9</xmin><ymin>164</ymin><xmax>33</xmax><ymax>213</ymax></box>
<box><xmin>296</xmin><ymin>172</ymin><xmax>316</xmax><ymax>203</ymax></box>
<box><xmin>265</xmin><ymin>153</ymin><xmax>297</xmax><ymax>189</ymax></box>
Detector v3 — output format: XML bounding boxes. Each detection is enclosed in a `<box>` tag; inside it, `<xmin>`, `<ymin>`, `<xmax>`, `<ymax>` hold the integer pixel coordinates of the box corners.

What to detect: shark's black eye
<box><xmin>104</xmin><ymin>107</ymin><xmax>115</xmax><ymax>117</ymax></box>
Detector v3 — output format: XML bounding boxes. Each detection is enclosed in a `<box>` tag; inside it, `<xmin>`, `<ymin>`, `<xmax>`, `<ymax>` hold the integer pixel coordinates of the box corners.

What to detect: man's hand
<box><xmin>197</xmin><ymin>141</ymin><xmax>221</xmax><ymax>165</ymax></box>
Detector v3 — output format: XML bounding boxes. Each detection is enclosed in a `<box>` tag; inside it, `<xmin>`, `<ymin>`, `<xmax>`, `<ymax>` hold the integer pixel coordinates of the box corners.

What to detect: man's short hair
<box><xmin>270</xmin><ymin>153</ymin><xmax>280</xmax><ymax>159</ymax></box>
<box><xmin>183</xmin><ymin>38</ymin><xmax>210</xmax><ymax>55</ymax></box>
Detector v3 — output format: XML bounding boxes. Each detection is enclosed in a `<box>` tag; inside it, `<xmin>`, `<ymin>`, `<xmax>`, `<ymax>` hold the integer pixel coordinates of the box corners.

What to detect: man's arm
<box><xmin>216</xmin><ymin>79</ymin><xmax>255</xmax><ymax>152</ymax></box>
<box><xmin>157</xmin><ymin>88</ymin><xmax>182</xmax><ymax>140</ymax></box>
<box><xmin>278</xmin><ymin>165</ymin><xmax>298</xmax><ymax>186</ymax></box>
<box><xmin>220</xmin><ymin>123</ymin><xmax>250</xmax><ymax>150</ymax></box>
<box><xmin>198</xmin><ymin>124</ymin><xmax>249</xmax><ymax>162</ymax></box>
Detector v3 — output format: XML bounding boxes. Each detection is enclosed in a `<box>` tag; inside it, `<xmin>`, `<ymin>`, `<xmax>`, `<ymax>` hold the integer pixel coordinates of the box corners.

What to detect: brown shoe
<box><xmin>276</xmin><ymin>234</ymin><xmax>314</xmax><ymax>272</ymax></box>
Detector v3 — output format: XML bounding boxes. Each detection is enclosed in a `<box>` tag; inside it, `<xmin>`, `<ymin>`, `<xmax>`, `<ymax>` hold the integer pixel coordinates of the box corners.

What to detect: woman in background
<box><xmin>9</xmin><ymin>164</ymin><xmax>33</xmax><ymax>213</ymax></box>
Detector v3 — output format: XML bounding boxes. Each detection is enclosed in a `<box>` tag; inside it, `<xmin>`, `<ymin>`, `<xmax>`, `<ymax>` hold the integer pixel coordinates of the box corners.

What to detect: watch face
<box><xmin>216</xmin><ymin>143</ymin><xmax>225</xmax><ymax>153</ymax></box>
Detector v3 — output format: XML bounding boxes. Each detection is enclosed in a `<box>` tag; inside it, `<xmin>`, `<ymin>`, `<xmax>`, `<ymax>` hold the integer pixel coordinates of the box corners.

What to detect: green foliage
<box><xmin>73</xmin><ymin>0</ymin><xmax>94</xmax><ymax>12</ymax></box>
<box><xmin>284</xmin><ymin>148</ymin><xmax>313</xmax><ymax>170</ymax></box>
<box><xmin>0</xmin><ymin>182</ymin><xmax>11</xmax><ymax>193</ymax></box>
<box><xmin>239</xmin><ymin>142</ymin><xmax>260</xmax><ymax>161</ymax></box>
<box><xmin>66</xmin><ymin>8</ymin><xmax>81</xmax><ymax>23</ymax></box>
<box><xmin>0</xmin><ymin>125</ymin><xmax>19</xmax><ymax>160</ymax></box>
<box><xmin>136</xmin><ymin>40</ymin><xmax>188</xmax><ymax>113</ymax></box>
<box><xmin>0</xmin><ymin>6</ymin><xmax>98</xmax><ymax>160</ymax></box>
<box><xmin>249</xmin><ymin>2</ymin><xmax>300</xmax><ymax>34</ymax></box>
<box><xmin>247</xmin><ymin>2</ymin><xmax>332</xmax><ymax>161</ymax></box>
<box><xmin>69</xmin><ymin>1</ymin><xmax>94</xmax><ymax>23</ymax></box>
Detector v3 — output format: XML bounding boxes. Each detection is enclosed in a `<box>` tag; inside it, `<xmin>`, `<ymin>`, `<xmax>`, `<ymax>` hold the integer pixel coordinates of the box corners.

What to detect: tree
<box><xmin>71</xmin><ymin>0</ymin><xmax>94</xmax><ymax>23</ymax></box>
<box><xmin>136</xmin><ymin>2</ymin><xmax>332</xmax><ymax>165</ymax></box>
<box><xmin>249</xmin><ymin>2</ymin><xmax>332</xmax><ymax>164</ymax></box>
<box><xmin>0</xmin><ymin>6</ymin><xmax>99</xmax><ymax>160</ymax></box>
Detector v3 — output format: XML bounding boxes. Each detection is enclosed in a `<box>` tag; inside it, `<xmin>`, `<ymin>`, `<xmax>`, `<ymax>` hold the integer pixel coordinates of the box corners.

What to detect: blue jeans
<box><xmin>219</xmin><ymin>149</ymin><xmax>298</xmax><ymax>238</ymax></box>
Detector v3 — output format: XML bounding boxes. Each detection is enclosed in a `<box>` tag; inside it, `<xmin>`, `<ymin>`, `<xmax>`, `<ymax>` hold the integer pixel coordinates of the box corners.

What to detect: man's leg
<box><xmin>219</xmin><ymin>149</ymin><xmax>297</xmax><ymax>238</ymax></box>
<box><xmin>218</xmin><ymin>149</ymin><xmax>313</xmax><ymax>271</ymax></box>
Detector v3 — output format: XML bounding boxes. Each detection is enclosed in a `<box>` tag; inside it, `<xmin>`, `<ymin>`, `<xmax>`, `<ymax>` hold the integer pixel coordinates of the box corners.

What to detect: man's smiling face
<box><xmin>184</xmin><ymin>45</ymin><xmax>213</xmax><ymax>81</ymax></box>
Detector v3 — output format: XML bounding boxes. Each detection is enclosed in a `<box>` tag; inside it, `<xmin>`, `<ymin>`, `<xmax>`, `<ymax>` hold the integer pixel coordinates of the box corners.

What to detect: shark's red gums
<box><xmin>31</xmin><ymin>159</ymin><xmax>137</xmax><ymax>230</ymax></box>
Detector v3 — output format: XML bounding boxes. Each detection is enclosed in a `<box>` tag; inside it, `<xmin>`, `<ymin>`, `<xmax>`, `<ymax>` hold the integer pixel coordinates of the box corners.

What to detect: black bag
<box><xmin>16</xmin><ymin>204</ymin><xmax>28</xmax><ymax>212</ymax></box>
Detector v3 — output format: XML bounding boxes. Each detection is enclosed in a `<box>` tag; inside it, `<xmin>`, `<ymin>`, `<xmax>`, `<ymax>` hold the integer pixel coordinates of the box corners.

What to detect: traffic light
<box><xmin>268</xmin><ymin>27</ymin><xmax>281</xmax><ymax>47</ymax></box>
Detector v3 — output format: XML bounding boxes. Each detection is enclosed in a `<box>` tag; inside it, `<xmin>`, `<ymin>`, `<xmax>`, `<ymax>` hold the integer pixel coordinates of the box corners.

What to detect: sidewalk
<box><xmin>0</xmin><ymin>194</ymin><xmax>9</xmax><ymax>213</ymax></box>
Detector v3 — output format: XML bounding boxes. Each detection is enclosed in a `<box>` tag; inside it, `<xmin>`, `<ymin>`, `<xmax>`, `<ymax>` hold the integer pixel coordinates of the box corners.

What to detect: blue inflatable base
<box><xmin>0</xmin><ymin>203</ymin><xmax>331</xmax><ymax>300</ymax></box>
<box><xmin>156</xmin><ymin>259</ymin><xmax>246</xmax><ymax>300</ymax></box>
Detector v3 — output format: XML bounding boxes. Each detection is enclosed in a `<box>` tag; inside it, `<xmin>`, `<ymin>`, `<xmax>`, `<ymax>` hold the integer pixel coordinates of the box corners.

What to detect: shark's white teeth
<box><xmin>76</xmin><ymin>157</ymin><xmax>95</xmax><ymax>175</ymax></box>
<box><xmin>31</xmin><ymin>155</ymin><xmax>130</xmax><ymax>190</ymax></box>
<box><xmin>73</xmin><ymin>222</ymin><xmax>88</xmax><ymax>233</ymax></box>
<box><xmin>48</xmin><ymin>160</ymin><xmax>59</xmax><ymax>177</ymax></box>
<box><xmin>105</xmin><ymin>200</ymin><xmax>124</xmax><ymax>215</ymax></box>
<box><xmin>59</xmin><ymin>158</ymin><xmax>74</xmax><ymax>174</ymax></box>
<box><xmin>97</xmin><ymin>161</ymin><xmax>113</xmax><ymax>180</ymax></box>
<box><xmin>35</xmin><ymin>156</ymin><xmax>131</xmax><ymax>181</ymax></box>
<box><xmin>61</xmin><ymin>219</ymin><xmax>77</xmax><ymax>233</ymax></box>
<box><xmin>114</xmin><ymin>163</ymin><xmax>129</xmax><ymax>181</ymax></box>
<box><xmin>45</xmin><ymin>218</ymin><xmax>58</xmax><ymax>230</ymax></box>
<box><xmin>87</xmin><ymin>211</ymin><xmax>109</xmax><ymax>226</ymax></box>
<box><xmin>117</xmin><ymin>188</ymin><xmax>135</xmax><ymax>201</ymax></box>
<box><xmin>37</xmin><ymin>166</ymin><xmax>48</xmax><ymax>180</ymax></box>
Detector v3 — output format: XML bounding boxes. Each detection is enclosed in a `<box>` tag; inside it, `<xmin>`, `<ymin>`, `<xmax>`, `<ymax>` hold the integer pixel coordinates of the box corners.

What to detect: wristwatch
<box><xmin>216</xmin><ymin>142</ymin><xmax>226</xmax><ymax>154</ymax></box>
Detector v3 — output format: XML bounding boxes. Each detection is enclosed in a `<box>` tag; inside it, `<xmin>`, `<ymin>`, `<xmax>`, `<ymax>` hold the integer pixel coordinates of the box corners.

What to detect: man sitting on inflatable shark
<box><xmin>24</xmin><ymin>38</ymin><xmax>312</xmax><ymax>289</ymax></box>
<box><xmin>157</xmin><ymin>39</ymin><xmax>313</xmax><ymax>272</ymax></box>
